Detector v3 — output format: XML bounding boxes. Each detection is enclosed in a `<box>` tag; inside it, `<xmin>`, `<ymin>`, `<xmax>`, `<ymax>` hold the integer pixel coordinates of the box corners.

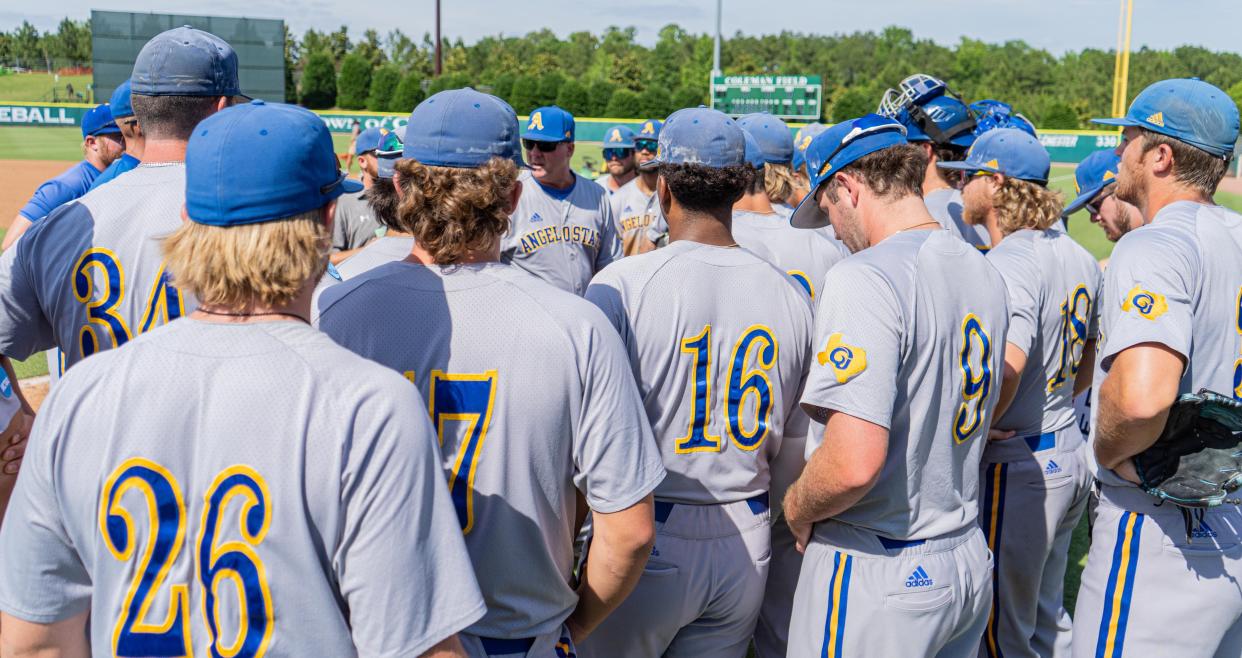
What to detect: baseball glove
<box><xmin>1133</xmin><ymin>389</ymin><xmax>1242</xmax><ymax>540</ymax></box>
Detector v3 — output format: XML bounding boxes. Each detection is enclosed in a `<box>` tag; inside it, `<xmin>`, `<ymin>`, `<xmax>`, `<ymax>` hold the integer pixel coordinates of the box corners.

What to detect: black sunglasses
<box><xmin>522</xmin><ymin>139</ymin><xmax>563</xmax><ymax>153</ymax></box>
<box><xmin>634</xmin><ymin>139</ymin><xmax>658</xmax><ymax>152</ymax></box>
<box><xmin>603</xmin><ymin>148</ymin><xmax>633</xmax><ymax>160</ymax></box>
<box><xmin>1084</xmin><ymin>190</ymin><xmax>1114</xmax><ymax>216</ymax></box>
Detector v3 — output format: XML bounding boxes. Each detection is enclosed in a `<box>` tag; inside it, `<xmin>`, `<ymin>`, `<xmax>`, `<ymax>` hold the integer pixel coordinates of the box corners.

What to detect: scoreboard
<box><xmin>710</xmin><ymin>75</ymin><xmax>823</xmax><ymax>121</ymax></box>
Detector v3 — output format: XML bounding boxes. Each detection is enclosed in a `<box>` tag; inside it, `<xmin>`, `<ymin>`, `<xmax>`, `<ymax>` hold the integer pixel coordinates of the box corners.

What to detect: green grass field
<box><xmin>0</xmin><ymin>72</ymin><xmax>93</xmax><ymax>103</ymax></box>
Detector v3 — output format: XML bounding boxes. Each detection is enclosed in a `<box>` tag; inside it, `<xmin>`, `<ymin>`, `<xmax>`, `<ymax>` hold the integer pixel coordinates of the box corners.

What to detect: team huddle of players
<box><xmin>0</xmin><ymin>24</ymin><xmax>1238</xmax><ymax>658</ymax></box>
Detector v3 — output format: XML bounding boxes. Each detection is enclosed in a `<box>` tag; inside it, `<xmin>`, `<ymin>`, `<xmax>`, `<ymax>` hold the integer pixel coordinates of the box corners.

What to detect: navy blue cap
<box><xmin>109</xmin><ymin>79</ymin><xmax>134</xmax><ymax>119</ymax></box>
<box><xmin>738</xmin><ymin>113</ymin><xmax>794</xmax><ymax>164</ymax></box>
<box><xmin>1063</xmin><ymin>149</ymin><xmax>1121</xmax><ymax>216</ymax></box>
<box><xmin>635</xmin><ymin>119</ymin><xmax>663</xmax><ymax>140</ymax></box>
<box><xmin>186</xmin><ymin>100</ymin><xmax>361</xmax><ymax>226</ymax></box>
<box><xmin>742</xmin><ymin>129</ymin><xmax>766</xmax><ymax>169</ymax></box>
<box><xmin>355</xmin><ymin>126</ymin><xmax>401</xmax><ymax>155</ymax></box>
<box><xmin>792</xmin><ymin>123</ymin><xmax>829</xmax><ymax>173</ymax></box>
<box><xmin>1093</xmin><ymin>78</ymin><xmax>1240</xmax><ymax>158</ymax></box>
<box><xmin>403</xmin><ymin>88</ymin><xmax>525</xmax><ymax>169</ymax></box>
<box><xmin>647</xmin><ymin>107</ymin><xmax>745</xmax><ymax>169</ymax></box>
<box><xmin>81</xmin><ymin>104</ymin><xmax>121</xmax><ymax>138</ymax></box>
<box><xmin>522</xmin><ymin>106</ymin><xmax>575</xmax><ymax>142</ymax></box>
<box><xmin>131</xmin><ymin>26</ymin><xmax>244</xmax><ymax>98</ymax></box>
<box><xmin>938</xmin><ymin>128</ymin><xmax>1050</xmax><ymax>184</ymax></box>
<box><xmin>603</xmin><ymin>125</ymin><xmax>636</xmax><ymax>148</ymax></box>
<box><xmin>790</xmin><ymin>114</ymin><xmax>908</xmax><ymax>229</ymax></box>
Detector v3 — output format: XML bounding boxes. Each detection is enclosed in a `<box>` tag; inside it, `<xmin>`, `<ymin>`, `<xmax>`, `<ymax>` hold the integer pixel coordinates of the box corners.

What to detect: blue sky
<box><xmin>8</xmin><ymin>0</ymin><xmax>1240</xmax><ymax>55</ymax></box>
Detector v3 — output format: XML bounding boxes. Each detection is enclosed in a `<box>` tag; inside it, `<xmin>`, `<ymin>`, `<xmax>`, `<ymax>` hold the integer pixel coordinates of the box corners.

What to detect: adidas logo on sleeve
<box><xmin>905</xmin><ymin>566</ymin><xmax>934</xmax><ymax>588</ymax></box>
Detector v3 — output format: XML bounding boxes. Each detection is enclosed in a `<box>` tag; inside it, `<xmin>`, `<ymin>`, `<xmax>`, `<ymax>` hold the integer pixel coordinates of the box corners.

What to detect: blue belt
<box><xmin>877</xmin><ymin>536</ymin><xmax>926</xmax><ymax>550</ymax></box>
<box><xmin>480</xmin><ymin>637</ymin><xmax>536</xmax><ymax>655</ymax></box>
<box><xmin>1023</xmin><ymin>432</ymin><xmax>1056</xmax><ymax>453</ymax></box>
<box><xmin>654</xmin><ymin>492</ymin><xmax>770</xmax><ymax>524</ymax></box>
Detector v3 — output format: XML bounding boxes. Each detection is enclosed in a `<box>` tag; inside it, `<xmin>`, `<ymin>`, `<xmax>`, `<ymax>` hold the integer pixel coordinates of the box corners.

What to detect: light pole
<box><xmin>434</xmin><ymin>0</ymin><xmax>442</xmax><ymax>77</ymax></box>
<box><xmin>711</xmin><ymin>0</ymin><xmax>722</xmax><ymax>79</ymax></box>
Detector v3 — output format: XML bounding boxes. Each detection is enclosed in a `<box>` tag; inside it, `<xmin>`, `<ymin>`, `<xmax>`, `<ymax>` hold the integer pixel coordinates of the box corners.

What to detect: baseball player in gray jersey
<box><xmin>1073</xmin><ymin>79</ymin><xmax>1242</xmax><ymax>658</ymax></box>
<box><xmin>0</xmin><ymin>27</ymin><xmax>247</xmax><ymax>372</ymax></box>
<box><xmin>319</xmin><ymin>89</ymin><xmax>664</xmax><ymax>658</ymax></box>
<box><xmin>784</xmin><ymin>115</ymin><xmax>1009</xmax><ymax>658</ymax></box>
<box><xmin>0</xmin><ymin>100</ymin><xmax>482</xmax><ymax>658</ymax></box>
<box><xmin>599</xmin><ymin>124</ymin><xmax>638</xmax><ymax>192</ymax></box>
<box><xmin>944</xmin><ymin>129</ymin><xmax>1100</xmax><ymax>658</ymax></box>
<box><xmin>329</xmin><ymin>126</ymin><xmax>400</xmax><ymax>264</ymax></box>
<box><xmin>580</xmin><ymin>107</ymin><xmax>812</xmax><ymax>658</ymax></box>
<box><xmin>503</xmin><ymin>105</ymin><xmax>621</xmax><ymax>295</ymax></box>
<box><xmin>611</xmin><ymin>119</ymin><xmax>666</xmax><ymax>255</ymax></box>
<box><xmin>334</xmin><ymin>146</ymin><xmax>415</xmax><ymax>280</ymax></box>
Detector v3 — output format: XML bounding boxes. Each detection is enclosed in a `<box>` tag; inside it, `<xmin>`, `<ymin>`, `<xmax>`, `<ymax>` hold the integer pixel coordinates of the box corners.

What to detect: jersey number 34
<box><xmin>99</xmin><ymin>458</ymin><xmax>273</xmax><ymax>658</ymax></box>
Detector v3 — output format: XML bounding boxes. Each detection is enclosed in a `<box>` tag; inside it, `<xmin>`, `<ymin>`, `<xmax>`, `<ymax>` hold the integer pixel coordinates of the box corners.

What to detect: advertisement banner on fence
<box><xmin>0</xmin><ymin>102</ymin><xmax>1125</xmax><ymax>164</ymax></box>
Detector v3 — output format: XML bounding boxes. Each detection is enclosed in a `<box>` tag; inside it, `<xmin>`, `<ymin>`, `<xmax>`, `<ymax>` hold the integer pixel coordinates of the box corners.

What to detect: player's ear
<box><xmin>180</xmin><ymin>206</ymin><xmax>191</xmax><ymax>224</ymax></box>
<box><xmin>656</xmin><ymin>175</ymin><xmax>673</xmax><ymax>216</ymax></box>
<box><xmin>566</xmin><ymin>143</ymin><xmax>576</xmax><ymax>158</ymax></box>
<box><xmin>1151</xmin><ymin>142</ymin><xmax>1176</xmax><ymax>176</ymax></box>
<box><xmin>505</xmin><ymin>180</ymin><xmax>523</xmax><ymax>214</ymax></box>
<box><xmin>321</xmin><ymin>200</ymin><xmax>337</xmax><ymax>235</ymax></box>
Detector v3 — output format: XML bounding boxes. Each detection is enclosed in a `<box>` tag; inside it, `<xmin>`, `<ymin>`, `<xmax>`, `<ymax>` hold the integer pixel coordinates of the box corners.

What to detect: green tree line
<box><xmin>4</xmin><ymin>19</ymin><xmax>1241</xmax><ymax>127</ymax></box>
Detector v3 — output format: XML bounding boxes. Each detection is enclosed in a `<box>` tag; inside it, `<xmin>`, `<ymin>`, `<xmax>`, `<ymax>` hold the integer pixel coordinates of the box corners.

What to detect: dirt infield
<box><xmin>0</xmin><ymin>159</ymin><xmax>74</xmax><ymax>229</ymax></box>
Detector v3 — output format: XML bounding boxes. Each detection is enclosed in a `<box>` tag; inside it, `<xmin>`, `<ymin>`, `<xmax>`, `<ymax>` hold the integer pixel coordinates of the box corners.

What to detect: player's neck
<box><xmin>536</xmin><ymin>169</ymin><xmax>575</xmax><ymax>190</ymax></box>
<box><xmin>921</xmin><ymin>173</ymin><xmax>951</xmax><ymax>195</ymax></box>
<box><xmin>406</xmin><ymin>239</ymin><xmax>500</xmax><ymax>266</ymax></box>
<box><xmin>867</xmin><ymin>195</ymin><xmax>940</xmax><ymax>246</ymax></box>
<box><xmin>192</xmin><ymin>286</ymin><xmax>313</xmax><ymax>325</ymax></box>
<box><xmin>140</xmin><ymin>138</ymin><xmax>188</xmax><ymax>164</ymax></box>
<box><xmin>983</xmin><ymin>210</ymin><xmax>1004</xmax><ymax>246</ymax></box>
<box><xmin>668</xmin><ymin>207</ymin><xmax>736</xmax><ymax>247</ymax></box>
<box><xmin>610</xmin><ymin>169</ymin><xmax>636</xmax><ymax>189</ymax></box>
<box><xmin>637</xmin><ymin>171</ymin><xmax>658</xmax><ymax>195</ymax></box>
<box><xmin>734</xmin><ymin>192</ymin><xmax>774</xmax><ymax>214</ymax></box>
<box><xmin>1140</xmin><ymin>182</ymin><xmax>1214</xmax><ymax>221</ymax></box>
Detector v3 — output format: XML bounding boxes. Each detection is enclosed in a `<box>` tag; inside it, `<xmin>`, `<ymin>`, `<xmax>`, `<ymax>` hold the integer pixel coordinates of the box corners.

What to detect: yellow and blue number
<box><xmin>429</xmin><ymin>370</ymin><xmax>499</xmax><ymax>534</ymax></box>
<box><xmin>726</xmin><ymin>325</ymin><xmax>777</xmax><ymax>451</ymax></box>
<box><xmin>675</xmin><ymin>325</ymin><xmax>722</xmax><ymax>453</ymax></box>
<box><xmin>1094</xmin><ymin>512</ymin><xmax>1144</xmax><ymax>658</ymax></box>
<box><xmin>74</xmin><ymin>248</ymin><xmax>133</xmax><ymax>357</ymax></box>
<box><xmin>1233</xmin><ymin>286</ymin><xmax>1242</xmax><ymax>400</ymax></box>
<box><xmin>197</xmin><ymin>465</ymin><xmax>274</xmax><ymax>658</ymax></box>
<box><xmin>1047</xmin><ymin>285</ymin><xmax>1092</xmax><ymax>393</ymax></box>
<box><xmin>953</xmin><ymin>313</ymin><xmax>993</xmax><ymax>443</ymax></box>
<box><xmin>820</xmin><ymin>551</ymin><xmax>852</xmax><ymax>658</ymax></box>
<box><xmin>787</xmin><ymin>270</ymin><xmax>815</xmax><ymax>299</ymax></box>
<box><xmin>99</xmin><ymin>458</ymin><xmax>193</xmax><ymax>658</ymax></box>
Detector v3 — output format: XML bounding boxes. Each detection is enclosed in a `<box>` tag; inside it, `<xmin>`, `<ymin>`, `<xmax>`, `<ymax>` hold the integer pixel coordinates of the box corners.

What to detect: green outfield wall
<box><xmin>0</xmin><ymin>101</ymin><xmax>1132</xmax><ymax>164</ymax></box>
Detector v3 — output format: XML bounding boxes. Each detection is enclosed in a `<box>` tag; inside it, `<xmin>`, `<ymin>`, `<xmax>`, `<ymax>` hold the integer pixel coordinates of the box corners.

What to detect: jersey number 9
<box><xmin>953</xmin><ymin>314</ymin><xmax>994</xmax><ymax>444</ymax></box>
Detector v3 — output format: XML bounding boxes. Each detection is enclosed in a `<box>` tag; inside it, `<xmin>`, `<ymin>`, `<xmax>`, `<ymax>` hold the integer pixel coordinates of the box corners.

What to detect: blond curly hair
<box><xmin>763</xmin><ymin>162</ymin><xmax>798</xmax><ymax>206</ymax></box>
<box><xmin>393</xmin><ymin>157</ymin><xmax>519</xmax><ymax>265</ymax></box>
<box><xmin>994</xmin><ymin>177</ymin><xmax>1065</xmax><ymax>235</ymax></box>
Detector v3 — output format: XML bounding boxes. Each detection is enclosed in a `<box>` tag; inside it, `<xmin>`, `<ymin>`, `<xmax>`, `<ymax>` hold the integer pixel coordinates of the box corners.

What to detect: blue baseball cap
<box><xmin>403</xmin><ymin>88</ymin><xmax>525</xmax><ymax>169</ymax></box>
<box><xmin>603</xmin><ymin>125</ymin><xmax>636</xmax><ymax>149</ymax></box>
<box><xmin>186</xmin><ymin>100</ymin><xmax>360</xmax><ymax>226</ymax></box>
<box><xmin>1063</xmin><ymin>149</ymin><xmax>1121</xmax><ymax>216</ymax></box>
<box><xmin>792</xmin><ymin>123</ymin><xmax>829</xmax><ymax>173</ymax></box>
<box><xmin>522</xmin><ymin>106</ymin><xmax>575</xmax><ymax>142</ymax></box>
<box><xmin>646</xmin><ymin>107</ymin><xmax>745</xmax><ymax>170</ymax></box>
<box><xmin>938</xmin><ymin>128</ymin><xmax>1050</xmax><ymax>184</ymax></box>
<box><xmin>355</xmin><ymin>127</ymin><xmax>401</xmax><ymax>155</ymax></box>
<box><xmin>81</xmin><ymin>104</ymin><xmax>121</xmax><ymax>138</ymax></box>
<box><xmin>375</xmin><ymin>148</ymin><xmax>402</xmax><ymax>180</ymax></box>
<box><xmin>742</xmin><ymin>129</ymin><xmax>766</xmax><ymax>169</ymax></box>
<box><xmin>635</xmin><ymin>119</ymin><xmax>663</xmax><ymax>140</ymax></box>
<box><xmin>790</xmin><ymin>114</ymin><xmax>908</xmax><ymax>229</ymax></box>
<box><xmin>131</xmin><ymin>26</ymin><xmax>244</xmax><ymax>98</ymax></box>
<box><xmin>971</xmin><ymin>100</ymin><xmax>1037</xmax><ymax>138</ymax></box>
<box><xmin>738</xmin><ymin>113</ymin><xmax>794</xmax><ymax>164</ymax></box>
<box><xmin>1092</xmin><ymin>78</ymin><xmax>1240</xmax><ymax>158</ymax></box>
<box><xmin>109</xmin><ymin>79</ymin><xmax>134</xmax><ymax>119</ymax></box>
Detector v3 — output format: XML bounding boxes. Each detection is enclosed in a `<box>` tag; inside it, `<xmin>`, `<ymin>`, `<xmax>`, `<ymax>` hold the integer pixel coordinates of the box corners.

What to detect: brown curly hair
<box><xmin>393</xmin><ymin>157</ymin><xmax>519</xmax><ymax>264</ymax></box>
<box><xmin>994</xmin><ymin>177</ymin><xmax>1065</xmax><ymax>235</ymax></box>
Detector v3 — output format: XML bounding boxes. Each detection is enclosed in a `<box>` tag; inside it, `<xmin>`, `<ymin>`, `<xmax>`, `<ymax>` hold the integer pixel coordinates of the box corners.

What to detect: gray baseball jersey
<box><xmin>801</xmin><ymin>229</ymin><xmax>1009</xmax><ymax>540</ymax></box>
<box><xmin>0</xmin><ymin>318</ymin><xmax>485</xmax><ymax>656</ymax></box>
<box><xmin>925</xmin><ymin>187</ymin><xmax>991</xmax><ymax>249</ymax></box>
<box><xmin>502</xmin><ymin>170</ymin><xmax>622</xmax><ymax>295</ymax></box>
<box><xmin>731</xmin><ymin>209</ymin><xmax>850</xmax><ymax>301</ymax></box>
<box><xmin>331</xmin><ymin>188</ymin><xmax>383</xmax><ymax>253</ymax></box>
<box><xmin>1088</xmin><ymin>201</ymin><xmax>1242</xmax><ymax>486</ymax></box>
<box><xmin>335</xmin><ymin>235</ymin><xmax>415</xmax><ymax>280</ymax></box>
<box><xmin>0</xmin><ymin>163</ymin><xmax>194</xmax><ymax>368</ymax></box>
<box><xmin>586</xmin><ymin>240</ymin><xmax>813</xmax><ymax>504</ymax></box>
<box><xmin>317</xmin><ymin>261</ymin><xmax>665</xmax><ymax>638</ymax></box>
<box><xmin>987</xmin><ymin>228</ymin><xmax>1102</xmax><ymax>436</ymax></box>
<box><xmin>610</xmin><ymin>177</ymin><xmax>664</xmax><ymax>256</ymax></box>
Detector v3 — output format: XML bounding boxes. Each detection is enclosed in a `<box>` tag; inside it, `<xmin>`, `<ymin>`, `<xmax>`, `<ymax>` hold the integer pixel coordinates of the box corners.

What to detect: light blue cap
<box><xmin>635</xmin><ymin>119</ymin><xmax>663</xmax><ymax>140</ymax></box>
<box><xmin>790</xmin><ymin>114</ymin><xmax>908</xmax><ymax>229</ymax></box>
<box><xmin>938</xmin><ymin>128</ymin><xmax>1050</xmax><ymax>184</ymax></box>
<box><xmin>738</xmin><ymin>113</ymin><xmax>794</xmax><ymax>164</ymax></box>
<box><xmin>1092</xmin><ymin>78</ymin><xmax>1240</xmax><ymax>158</ymax></box>
<box><xmin>402</xmin><ymin>88</ymin><xmax>525</xmax><ymax>169</ymax></box>
<box><xmin>1063</xmin><ymin>149</ymin><xmax>1121</xmax><ymax>216</ymax></box>
<box><xmin>522</xmin><ymin>106</ymin><xmax>575</xmax><ymax>142</ymax></box>
<box><xmin>603</xmin><ymin>125</ymin><xmax>636</xmax><ymax>148</ymax></box>
<box><xmin>648</xmin><ymin>107</ymin><xmax>745</xmax><ymax>169</ymax></box>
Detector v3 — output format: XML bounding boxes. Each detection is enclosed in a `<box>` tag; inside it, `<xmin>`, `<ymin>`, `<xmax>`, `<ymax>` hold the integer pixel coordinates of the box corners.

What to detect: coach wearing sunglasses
<box><xmin>502</xmin><ymin>105</ymin><xmax>622</xmax><ymax>295</ymax></box>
